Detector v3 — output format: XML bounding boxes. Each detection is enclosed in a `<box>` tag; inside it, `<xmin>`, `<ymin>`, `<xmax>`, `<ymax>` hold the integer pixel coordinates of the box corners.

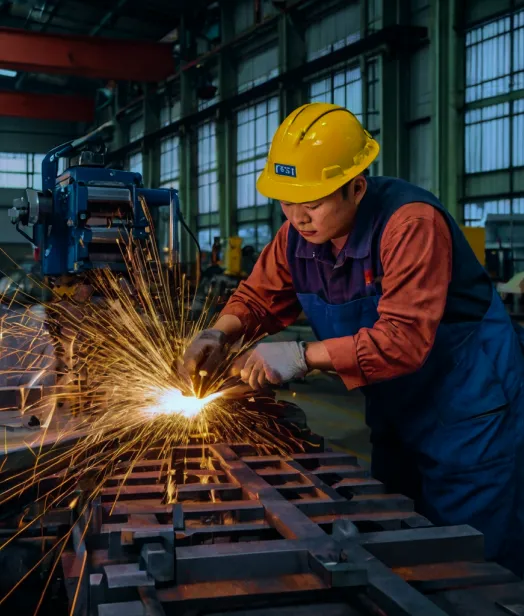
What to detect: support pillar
<box><xmin>112</xmin><ymin>83</ymin><xmax>127</xmax><ymax>155</ymax></box>
<box><xmin>433</xmin><ymin>0</ymin><xmax>462</xmax><ymax>220</ymax></box>
<box><xmin>179</xmin><ymin>11</ymin><xmax>197</xmax><ymax>267</ymax></box>
<box><xmin>142</xmin><ymin>83</ymin><xmax>160</xmax><ymax>188</ymax></box>
<box><xmin>217</xmin><ymin>2</ymin><xmax>237</xmax><ymax>241</ymax></box>
<box><xmin>380</xmin><ymin>0</ymin><xmax>404</xmax><ymax>178</ymax></box>
<box><xmin>278</xmin><ymin>9</ymin><xmax>307</xmax><ymax>117</ymax></box>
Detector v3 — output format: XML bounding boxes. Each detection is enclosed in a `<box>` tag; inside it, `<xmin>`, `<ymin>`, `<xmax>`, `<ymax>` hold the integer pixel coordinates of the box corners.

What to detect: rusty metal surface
<box><xmin>2</xmin><ymin>435</ymin><xmax>524</xmax><ymax>616</ymax></box>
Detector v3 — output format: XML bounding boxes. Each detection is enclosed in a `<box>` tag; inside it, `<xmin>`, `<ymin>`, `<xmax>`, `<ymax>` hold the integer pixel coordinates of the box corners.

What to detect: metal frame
<box><xmin>7</xmin><ymin>434</ymin><xmax>517</xmax><ymax>616</ymax></box>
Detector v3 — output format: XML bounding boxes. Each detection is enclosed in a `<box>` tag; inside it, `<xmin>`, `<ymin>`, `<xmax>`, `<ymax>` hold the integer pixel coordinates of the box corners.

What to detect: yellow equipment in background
<box><xmin>224</xmin><ymin>237</ymin><xmax>244</xmax><ymax>276</ymax></box>
<box><xmin>460</xmin><ymin>225</ymin><xmax>485</xmax><ymax>266</ymax></box>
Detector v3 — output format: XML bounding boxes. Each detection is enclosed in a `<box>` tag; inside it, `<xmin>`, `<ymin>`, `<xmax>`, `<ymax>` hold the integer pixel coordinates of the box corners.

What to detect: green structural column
<box><xmin>142</xmin><ymin>83</ymin><xmax>160</xmax><ymax>188</ymax></box>
<box><xmin>274</xmin><ymin>6</ymin><xmax>307</xmax><ymax>232</ymax></box>
<box><xmin>380</xmin><ymin>0</ymin><xmax>404</xmax><ymax>179</ymax></box>
<box><xmin>360</xmin><ymin>0</ymin><xmax>369</xmax><ymax>132</ymax></box>
<box><xmin>217</xmin><ymin>2</ymin><xmax>237</xmax><ymax>241</ymax></box>
<box><xmin>179</xmin><ymin>10</ymin><xmax>196</xmax><ymax>266</ymax></box>
<box><xmin>278</xmin><ymin>8</ymin><xmax>307</xmax><ymax>118</ymax></box>
<box><xmin>112</xmin><ymin>83</ymin><xmax>128</xmax><ymax>156</ymax></box>
<box><xmin>433</xmin><ymin>0</ymin><xmax>462</xmax><ymax>220</ymax></box>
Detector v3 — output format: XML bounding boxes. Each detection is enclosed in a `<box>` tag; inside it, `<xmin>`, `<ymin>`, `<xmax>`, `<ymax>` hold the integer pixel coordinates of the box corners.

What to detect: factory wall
<box><xmin>6</xmin><ymin>0</ymin><xmax>515</xmax><ymax>268</ymax></box>
<box><xmin>0</xmin><ymin>117</ymin><xmax>82</xmax><ymax>271</ymax></box>
<box><xmin>105</xmin><ymin>0</ymin><xmax>393</xmax><ymax>261</ymax></box>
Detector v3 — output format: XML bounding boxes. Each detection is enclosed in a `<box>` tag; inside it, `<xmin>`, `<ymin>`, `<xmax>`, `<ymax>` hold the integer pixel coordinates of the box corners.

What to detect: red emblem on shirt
<box><xmin>364</xmin><ymin>269</ymin><xmax>373</xmax><ymax>286</ymax></box>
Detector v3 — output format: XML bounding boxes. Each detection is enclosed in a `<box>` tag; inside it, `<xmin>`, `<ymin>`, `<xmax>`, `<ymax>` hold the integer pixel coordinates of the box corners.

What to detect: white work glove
<box><xmin>232</xmin><ymin>341</ymin><xmax>309</xmax><ymax>390</ymax></box>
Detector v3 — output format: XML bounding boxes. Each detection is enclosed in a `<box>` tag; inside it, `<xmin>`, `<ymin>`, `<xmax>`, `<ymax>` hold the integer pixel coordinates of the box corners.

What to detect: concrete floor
<box><xmin>268</xmin><ymin>325</ymin><xmax>372</xmax><ymax>467</ymax></box>
<box><xmin>277</xmin><ymin>371</ymin><xmax>371</xmax><ymax>467</ymax></box>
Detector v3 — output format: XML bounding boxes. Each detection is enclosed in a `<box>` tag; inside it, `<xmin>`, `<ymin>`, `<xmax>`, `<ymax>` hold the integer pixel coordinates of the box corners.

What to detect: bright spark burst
<box><xmin>0</xmin><ymin>195</ymin><xmax>308</xmax><ymax>613</ymax></box>
<box><xmin>142</xmin><ymin>387</ymin><xmax>223</xmax><ymax>419</ymax></box>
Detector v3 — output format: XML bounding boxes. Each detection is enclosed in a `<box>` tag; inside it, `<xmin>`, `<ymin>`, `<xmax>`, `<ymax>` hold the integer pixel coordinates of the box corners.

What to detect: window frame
<box><xmin>462</xmin><ymin>8</ymin><xmax>524</xmax><ymax>226</ymax></box>
<box><xmin>0</xmin><ymin>152</ymin><xmax>48</xmax><ymax>190</ymax></box>
<box><xmin>234</xmin><ymin>95</ymin><xmax>280</xmax><ymax>252</ymax></box>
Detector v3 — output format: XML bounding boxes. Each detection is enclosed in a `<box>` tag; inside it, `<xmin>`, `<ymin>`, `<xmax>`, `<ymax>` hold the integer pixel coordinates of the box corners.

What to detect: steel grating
<box><xmin>33</xmin><ymin>441</ymin><xmax>522</xmax><ymax>616</ymax></box>
<box><xmin>2</xmin><ymin>424</ymin><xmax>524</xmax><ymax>616</ymax></box>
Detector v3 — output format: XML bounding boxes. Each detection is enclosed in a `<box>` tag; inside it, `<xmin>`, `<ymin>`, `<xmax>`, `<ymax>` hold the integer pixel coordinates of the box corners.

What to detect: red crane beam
<box><xmin>0</xmin><ymin>90</ymin><xmax>95</xmax><ymax>123</ymax></box>
<box><xmin>0</xmin><ymin>27</ymin><xmax>174</xmax><ymax>82</ymax></box>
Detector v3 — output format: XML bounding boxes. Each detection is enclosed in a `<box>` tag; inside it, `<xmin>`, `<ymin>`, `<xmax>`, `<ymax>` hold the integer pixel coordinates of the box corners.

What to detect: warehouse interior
<box><xmin>1</xmin><ymin>0</ymin><xmax>524</xmax><ymax>458</ymax></box>
<box><xmin>1</xmin><ymin>0</ymin><xmax>524</xmax><ymax>614</ymax></box>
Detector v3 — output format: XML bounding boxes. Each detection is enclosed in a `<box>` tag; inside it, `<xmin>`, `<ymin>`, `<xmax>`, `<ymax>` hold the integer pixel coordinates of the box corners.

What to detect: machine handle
<box><xmin>15</xmin><ymin>222</ymin><xmax>35</xmax><ymax>247</ymax></box>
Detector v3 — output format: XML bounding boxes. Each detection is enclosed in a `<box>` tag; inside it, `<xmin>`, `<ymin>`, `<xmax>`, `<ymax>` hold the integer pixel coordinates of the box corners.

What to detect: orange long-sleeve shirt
<box><xmin>221</xmin><ymin>202</ymin><xmax>452</xmax><ymax>390</ymax></box>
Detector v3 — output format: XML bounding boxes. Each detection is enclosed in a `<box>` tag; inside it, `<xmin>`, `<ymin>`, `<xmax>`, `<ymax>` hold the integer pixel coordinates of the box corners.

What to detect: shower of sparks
<box><xmin>143</xmin><ymin>387</ymin><xmax>223</xmax><ymax>419</ymax></box>
<box><xmin>0</xmin><ymin>196</ymin><xmax>307</xmax><ymax>613</ymax></box>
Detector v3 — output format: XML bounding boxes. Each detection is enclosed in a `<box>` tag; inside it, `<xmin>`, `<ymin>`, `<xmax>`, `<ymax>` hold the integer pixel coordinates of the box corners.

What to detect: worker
<box><xmin>183</xmin><ymin>102</ymin><xmax>524</xmax><ymax>576</ymax></box>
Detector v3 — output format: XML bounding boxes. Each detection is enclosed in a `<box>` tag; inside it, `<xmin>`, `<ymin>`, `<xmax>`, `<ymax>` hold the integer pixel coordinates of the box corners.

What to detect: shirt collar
<box><xmin>294</xmin><ymin>186</ymin><xmax>375</xmax><ymax>261</ymax></box>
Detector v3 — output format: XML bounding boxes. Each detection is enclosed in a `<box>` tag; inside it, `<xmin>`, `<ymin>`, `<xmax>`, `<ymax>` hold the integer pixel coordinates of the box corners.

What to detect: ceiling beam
<box><xmin>0</xmin><ymin>27</ymin><xmax>174</xmax><ymax>82</ymax></box>
<box><xmin>90</xmin><ymin>0</ymin><xmax>130</xmax><ymax>36</ymax></box>
<box><xmin>0</xmin><ymin>90</ymin><xmax>94</xmax><ymax>122</ymax></box>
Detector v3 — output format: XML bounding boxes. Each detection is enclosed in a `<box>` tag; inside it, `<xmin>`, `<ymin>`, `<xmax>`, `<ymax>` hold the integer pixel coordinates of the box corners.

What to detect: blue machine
<box><xmin>9</xmin><ymin>124</ymin><xmax>180</xmax><ymax>276</ymax></box>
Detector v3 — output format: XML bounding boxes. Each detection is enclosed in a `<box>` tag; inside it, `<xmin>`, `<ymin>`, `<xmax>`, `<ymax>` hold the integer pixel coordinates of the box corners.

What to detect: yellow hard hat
<box><xmin>257</xmin><ymin>102</ymin><xmax>380</xmax><ymax>203</ymax></box>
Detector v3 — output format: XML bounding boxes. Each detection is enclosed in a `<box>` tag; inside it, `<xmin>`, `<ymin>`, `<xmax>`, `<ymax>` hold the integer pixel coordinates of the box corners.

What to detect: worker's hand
<box><xmin>182</xmin><ymin>329</ymin><xmax>229</xmax><ymax>381</ymax></box>
<box><xmin>231</xmin><ymin>342</ymin><xmax>308</xmax><ymax>390</ymax></box>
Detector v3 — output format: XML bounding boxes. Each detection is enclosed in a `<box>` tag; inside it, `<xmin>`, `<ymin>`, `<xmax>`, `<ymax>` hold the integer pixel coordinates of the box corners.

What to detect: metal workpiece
<box><xmin>2</xmin><ymin>429</ymin><xmax>521</xmax><ymax>616</ymax></box>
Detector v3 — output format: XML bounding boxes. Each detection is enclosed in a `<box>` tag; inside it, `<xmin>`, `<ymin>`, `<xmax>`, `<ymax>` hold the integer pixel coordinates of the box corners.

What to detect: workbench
<box><xmin>1</xmin><ymin>406</ymin><xmax>523</xmax><ymax>616</ymax></box>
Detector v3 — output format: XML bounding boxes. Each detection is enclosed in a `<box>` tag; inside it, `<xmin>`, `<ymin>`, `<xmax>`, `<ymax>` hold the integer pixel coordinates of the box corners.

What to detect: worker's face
<box><xmin>280</xmin><ymin>176</ymin><xmax>367</xmax><ymax>244</ymax></box>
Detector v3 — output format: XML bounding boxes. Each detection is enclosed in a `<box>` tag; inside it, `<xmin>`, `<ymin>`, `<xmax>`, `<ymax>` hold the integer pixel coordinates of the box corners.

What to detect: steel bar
<box><xmin>393</xmin><ymin>561</ymin><xmax>518</xmax><ymax>592</ymax></box>
<box><xmin>211</xmin><ymin>444</ymin><xmax>328</xmax><ymax>542</ymax></box>
<box><xmin>3</xmin><ymin>418</ymin><xmax>524</xmax><ymax>616</ymax></box>
<box><xmin>359</xmin><ymin>525</ymin><xmax>485</xmax><ymax>567</ymax></box>
<box><xmin>0</xmin><ymin>26</ymin><xmax>174</xmax><ymax>81</ymax></box>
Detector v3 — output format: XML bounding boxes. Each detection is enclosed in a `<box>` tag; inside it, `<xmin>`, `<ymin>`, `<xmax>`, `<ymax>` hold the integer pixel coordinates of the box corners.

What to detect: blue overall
<box><xmin>287</xmin><ymin>177</ymin><xmax>524</xmax><ymax>575</ymax></box>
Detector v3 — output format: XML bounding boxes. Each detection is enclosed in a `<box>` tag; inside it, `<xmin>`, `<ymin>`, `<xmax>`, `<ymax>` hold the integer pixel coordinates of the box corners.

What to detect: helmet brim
<box><xmin>256</xmin><ymin>156</ymin><xmax>377</xmax><ymax>203</ymax></box>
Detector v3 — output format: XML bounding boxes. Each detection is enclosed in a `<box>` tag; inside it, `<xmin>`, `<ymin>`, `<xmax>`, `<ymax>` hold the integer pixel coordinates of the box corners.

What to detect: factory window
<box><xmin>197</xmin><ymin>121</ymin><xmax>219</xmax><ymax>251</ymax></box>
<box><xmin>465</xmin><ymin>11</ymin><xmax>523</xmax><ymax>103</ymax></box>
<box><xmin>234</xmin><ymin>0</ymin><xmax>275</xmax><ymax>34</ymax></box>
<box><xmin>237</xmin><ymin>47</ymin><xmax>279</xmax><ymax>94</ymax></box>
<box><xmin>463</xmin><ymin>8</ymin><xmax>524</xmax><ymax>225</ymax></box>
<box><xmin>129</xmin><ymin>117</ymin><xmax>144</xmax><ymax>142</ymax></box>
<box><xmin>238</xmin><ymin>222</ymin><xmax>272</xmax><ymax>252</ymax></box>
<box><xmin>0</xmin><ymin>152</ymin><xmax>48</xmax><ymax>190</ymax></box>
<box><xmin>160</xmin><ymin>100</ymin><xmax>181</xmax><ymax>127</ymax></box>
<box><xmin>197</xmin><ymin>121</ymin><xmax>218</xmax><ymax>215</ymax></box>
<box><xmin>309</xmin><ymin>65</ymin><xmax>363</xmax><ymax>120</ymax></box>
<box><xmin>156</xmin><ymin>135</ymin><xmax>180</xmax><ymax>259</ymax></box>
<box><xmin>464</xmin><ymin>197</ymin><xmax>524</xmax><ymax>227</ymax></box>
<box><xmin>306</xmin><ymin>3</ymin><xmax>360</xmax><ymax>61</ymax></box>
<box><xmin>308</xmin><ymin>59</ymin><xmax>381</xmax><ymax>176</ymax></box>
<box><xmin>198</xmin><ymin>227</ymin><xmax>220</xmax><ymax>253</ymax></box>
<box><xmin>235</xmin><ymin>96</ymin><xmax>279</xmax><ymax>251</ymax></box>
<box><xmin>366</xmin><ymin>58</ymin><xmax>381</xmax><ymax>138</ymax></box>
<box><xmin>160</xmin><ymin>136</ymin><xmax>180</xmax><ymax>188</ymax></box>
<box><xmin>127</xmin><ymin>152</ymin><xmax>143</xmax><ymax>176</ymax></box>
<box><xmin>367</xmin><ymin>0</ymin><xmax>382</xmax><ymax>32</ymax></box>
<box><xmin>465</xmin><ymin>103</ymin><xmax>512</xmax><ymax>173</ymax></box>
